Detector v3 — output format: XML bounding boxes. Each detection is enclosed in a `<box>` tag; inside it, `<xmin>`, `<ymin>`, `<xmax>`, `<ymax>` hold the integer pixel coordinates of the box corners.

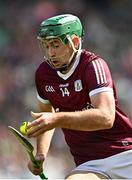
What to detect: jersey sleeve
<box><xmin>85</xmin><ymin>58</ymin><xmax>114</xmax><ymax>97</ymax></box>
<box><xmin>35</xmin><ymin>69</ymin><xmax>50</xmax><ymax>104</ymax></box>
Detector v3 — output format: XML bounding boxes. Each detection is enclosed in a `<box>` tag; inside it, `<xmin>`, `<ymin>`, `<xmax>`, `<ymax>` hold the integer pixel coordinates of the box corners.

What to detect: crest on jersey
<box><xmin>74</xmin><ymin>80</ymin><xmax>82</xmax><ymax>92</ymax></box>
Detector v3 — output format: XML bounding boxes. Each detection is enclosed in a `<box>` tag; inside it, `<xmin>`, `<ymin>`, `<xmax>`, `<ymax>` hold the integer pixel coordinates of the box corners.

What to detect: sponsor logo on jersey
<box><xmin>45</xmin><ymin>85</ymin><xmax>55</xmax><ymax>92</ymax></box>
<box><xmin>59</xmin><ymin>83</ymin><xmax>69</xmax><ymax>87</ymax></box>
<box><xmin>74</xmin><ymin>80</ymin><xmax>82</xmax><ymax>92</ymax></box>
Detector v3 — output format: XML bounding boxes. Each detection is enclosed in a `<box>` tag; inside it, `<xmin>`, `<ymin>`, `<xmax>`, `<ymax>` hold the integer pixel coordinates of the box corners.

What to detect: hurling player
<box><xmin>27</xmin><ymin>14</ymin><xmax>132</xmax><ymax>179</ymax></box>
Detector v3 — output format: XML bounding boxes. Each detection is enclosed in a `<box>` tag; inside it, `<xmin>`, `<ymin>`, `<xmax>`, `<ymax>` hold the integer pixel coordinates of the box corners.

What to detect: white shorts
<box><xmin>72</xmin><ymin>149</ymin><xmax>132</xmax><ymax>179</ymax></box>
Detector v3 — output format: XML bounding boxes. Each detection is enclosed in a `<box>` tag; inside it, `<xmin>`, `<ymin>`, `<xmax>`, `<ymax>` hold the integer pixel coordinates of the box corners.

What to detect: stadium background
<box><xmin>0</xmin><ymin>0</ymin><xmax>132</xmax><ymax>178</ymax></box>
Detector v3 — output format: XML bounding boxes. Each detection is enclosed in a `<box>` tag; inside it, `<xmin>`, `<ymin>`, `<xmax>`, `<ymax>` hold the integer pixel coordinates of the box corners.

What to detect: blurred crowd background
<box><xmin>0</xmin><ymin>0</ymin><xmax>132</xmax><ymax>179</ymax></box>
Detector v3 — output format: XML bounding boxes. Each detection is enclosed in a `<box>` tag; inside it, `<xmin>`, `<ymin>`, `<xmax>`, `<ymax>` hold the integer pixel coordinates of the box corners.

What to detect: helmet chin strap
<box><xmin>55</xmin><ymin>52</ymin><xmax>76</xmax><ymax>72</ymax></box>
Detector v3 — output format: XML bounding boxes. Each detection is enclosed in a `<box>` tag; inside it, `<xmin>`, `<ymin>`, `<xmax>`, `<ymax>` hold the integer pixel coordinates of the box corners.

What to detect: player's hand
<box><xmin>28</xmin><ymin>154</ymin><xmax>44</xmax><ymax>176</ymax></box>
<box><xmin>27</xmin><ymin>111</ymin><xmax>58</xmax><ymax>137</ymax></box>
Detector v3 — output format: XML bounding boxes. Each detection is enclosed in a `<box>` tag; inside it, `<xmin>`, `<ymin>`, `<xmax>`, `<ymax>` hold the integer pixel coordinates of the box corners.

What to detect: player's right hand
<box><xmin>28</xmin><ymin>154</ymin><xmax>44</xmax><ymax>176</ymax></box>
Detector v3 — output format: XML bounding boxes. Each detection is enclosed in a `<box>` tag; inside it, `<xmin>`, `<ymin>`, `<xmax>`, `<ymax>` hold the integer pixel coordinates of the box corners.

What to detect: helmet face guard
<box><xmin>37</xmin><ymin>14</ymin><xmax>84</xmax><ymax>71</ymax></box>
<box><xmin>37</xmin><ymin>37</ymin><xmax>70</xmax><ymax>70</ymax></box>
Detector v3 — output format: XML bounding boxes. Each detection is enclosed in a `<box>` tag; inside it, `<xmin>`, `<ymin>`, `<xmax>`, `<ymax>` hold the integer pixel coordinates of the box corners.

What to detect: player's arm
<box><xmin>57</xmin><ymin>90</ymin><xmax>115</xmax><ymax>131</ymax></box>
<box><xmin>35</xmin><ymin>101</ymin><xmax>55</xmax><ymax>158</ymax></box>
<box><xmin>28</xmin><ymin>101</ymin><xmax>55</xmax><ymax>176</ymax></box>
<box><xmin>27</xmin><ymin>90</ymin><xmax>115</xmax><ymax>135</ymax></box>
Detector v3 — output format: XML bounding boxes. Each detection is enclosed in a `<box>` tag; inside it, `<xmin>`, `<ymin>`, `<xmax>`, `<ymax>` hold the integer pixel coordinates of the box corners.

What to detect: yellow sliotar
<box><xmin>20</xmin><ymin>122</ymin><xmax>28</xmax><ymax>135</ymax></box>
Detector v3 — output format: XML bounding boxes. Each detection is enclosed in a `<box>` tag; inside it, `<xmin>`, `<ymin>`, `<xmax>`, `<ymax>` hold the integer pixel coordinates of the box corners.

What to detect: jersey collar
<box><xmin>57</xmin><ymin>50</ymin><xmax>82</xmax><ymax>80</ymax></box>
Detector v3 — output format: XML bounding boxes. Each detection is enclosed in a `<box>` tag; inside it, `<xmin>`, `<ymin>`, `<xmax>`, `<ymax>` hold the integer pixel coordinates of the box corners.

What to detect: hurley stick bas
<box><xmin>8</xmin><ymin>126</ymin><xmax>48</xmax><ymax>179</ymax></box>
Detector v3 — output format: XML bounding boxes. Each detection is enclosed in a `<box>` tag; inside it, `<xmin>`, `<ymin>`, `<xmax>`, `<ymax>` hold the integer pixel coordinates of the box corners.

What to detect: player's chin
<box><xmin>53</xmin><ymin>63</ymin><xmax>62</xmax><ymax>69</ymax></box>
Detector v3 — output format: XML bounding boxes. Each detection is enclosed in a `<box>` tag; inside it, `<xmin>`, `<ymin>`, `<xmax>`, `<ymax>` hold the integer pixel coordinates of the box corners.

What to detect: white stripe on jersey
<box><xmin>98</xmin><ymin>59</ymin><xmax>107</xmax><ymax>83</ymax></box>
<box><xmin>92</xmin><ymin>59</ymin><xmax>107</xmax><ymax>84</ymax></box>
<box><xmin>92</xmin><ymin>61</ymin><xmax>100</xmax><ymax>84</ymax></box>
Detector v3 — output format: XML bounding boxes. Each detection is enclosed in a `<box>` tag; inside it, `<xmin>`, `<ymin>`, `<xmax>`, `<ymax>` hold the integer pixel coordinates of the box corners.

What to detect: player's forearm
<box><xmin>37</xmin><ymin>101</ymin><xmax>54</xmax><ymax>157</ymax></box>
<box><xmin>37</xmin><ymin>129</ymin><xmax>55</xmax><ymax>157</ymax></box>
<box><xmin>56</xmin><ymin>109</ymin><xmax>114</xmax><ymax>131</ymax></box>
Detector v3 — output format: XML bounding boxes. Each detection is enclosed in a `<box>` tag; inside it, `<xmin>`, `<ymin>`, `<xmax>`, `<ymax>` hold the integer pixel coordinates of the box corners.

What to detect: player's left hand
<box><xmin>28</xmin><ymin>153</ymin><xmax>44</xmax><ymax>175</ymax></box>
<box><xmin>27</xmin><ymin>111</ymin><xmax>57</xmax><ymax>137</ymax></box>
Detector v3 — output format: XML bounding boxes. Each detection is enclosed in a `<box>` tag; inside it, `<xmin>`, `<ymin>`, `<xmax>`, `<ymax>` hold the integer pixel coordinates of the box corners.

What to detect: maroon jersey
<box><xmin>35</xmin><ymin>50</ymin><xmax>132</xmax><ymax>166</ymax></box>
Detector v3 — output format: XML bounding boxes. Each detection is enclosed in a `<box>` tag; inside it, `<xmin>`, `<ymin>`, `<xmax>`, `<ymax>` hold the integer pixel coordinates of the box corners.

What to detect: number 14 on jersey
<box><xmin>60</xmin><ymin>87</ymin><xmax>70</xmax><ymax>97</ymax></box>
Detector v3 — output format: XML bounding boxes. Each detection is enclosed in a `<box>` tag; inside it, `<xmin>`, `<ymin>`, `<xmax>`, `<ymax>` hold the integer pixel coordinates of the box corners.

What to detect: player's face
<box><xmin>40</xmin><ymin>38</ymin><xmax>73</xmax><ymax>69</ymax></box>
